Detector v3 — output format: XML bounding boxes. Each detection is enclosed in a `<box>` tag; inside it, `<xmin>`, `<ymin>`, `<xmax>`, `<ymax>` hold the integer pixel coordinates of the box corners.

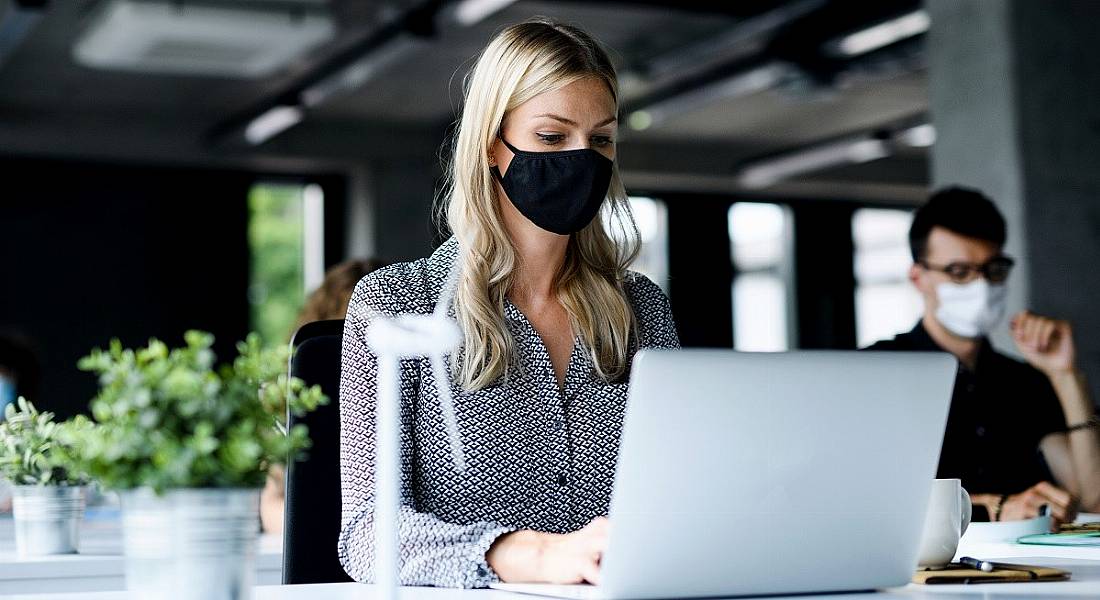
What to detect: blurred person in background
<box><xmin>867</xmin><ymin>187</ymin><xmax>1100</xmax><ymax>526</ymax></box>
<box><xmin>0</xmin><ymin>332</ymin><xmax>41</xmax><ymax>414</ymax></box>
<box><xmin>0</xmin><ymin>332</ymin><xmax>42</xmax><ymax>511</ymax></box>
<box><xmin>260</xmin><ymin>258</ymin><xmax>387</xmax><ymax>534</ymax></box>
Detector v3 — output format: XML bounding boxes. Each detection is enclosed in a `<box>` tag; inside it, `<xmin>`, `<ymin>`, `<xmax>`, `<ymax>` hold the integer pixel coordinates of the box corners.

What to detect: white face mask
<box><xmin>934</xmin><ymin>279</ymin><xmax>1008</xmax><ymax>339</ymax></box>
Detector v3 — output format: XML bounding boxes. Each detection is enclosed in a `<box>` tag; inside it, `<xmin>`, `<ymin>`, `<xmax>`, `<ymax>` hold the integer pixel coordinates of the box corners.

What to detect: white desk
<box><xmin>0</xmin><ymin>512</ymin><xmax>282</xmax><ymax>595</ymax></box>
<box><xmin>954</xmin><ymin>513</ymin><xmax>1100</xmax><ymax>563</ymax></box>
<box><xmin>0</xmin><ymin>556</ymin><xmax>1098</xmax><ymax>600</ymax></box>
<box><xmin>0</xmin><ymin>513</ymin><xmax>1096</xmax><ymax>599</ymax></box>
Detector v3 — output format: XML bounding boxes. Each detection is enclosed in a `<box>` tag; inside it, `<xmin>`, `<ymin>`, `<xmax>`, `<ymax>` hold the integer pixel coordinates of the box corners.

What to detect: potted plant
<box><xmin>0</xmin><ymin>397</ymin><xmax>89</xmax><ymax>556</ymax></box>
<box><xmin>64</xmin><ymin>331</ymin><xmax>326</xmax><ymax>600</ymax></box>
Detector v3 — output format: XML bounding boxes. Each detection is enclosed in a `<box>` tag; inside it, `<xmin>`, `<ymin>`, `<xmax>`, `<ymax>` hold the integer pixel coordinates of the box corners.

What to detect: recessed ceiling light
<box><xmin>73</xmin><ymin>0</ymin><xmax>334</xmax><ymax>78</ymax></box>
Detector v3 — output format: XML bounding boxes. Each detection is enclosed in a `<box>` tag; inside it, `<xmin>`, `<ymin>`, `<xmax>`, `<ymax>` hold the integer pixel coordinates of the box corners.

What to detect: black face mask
<box><xmin>490</xmin><ymin>136</ymin><xmax>613</xmax><ymax>235</ymax></box>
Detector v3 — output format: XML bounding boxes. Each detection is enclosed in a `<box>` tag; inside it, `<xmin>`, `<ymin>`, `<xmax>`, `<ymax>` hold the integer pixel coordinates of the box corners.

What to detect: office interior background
<box><xmin>1</xmin><ymin>0</ymin><xmax>1098</xmax><ymax>422</ymax></box>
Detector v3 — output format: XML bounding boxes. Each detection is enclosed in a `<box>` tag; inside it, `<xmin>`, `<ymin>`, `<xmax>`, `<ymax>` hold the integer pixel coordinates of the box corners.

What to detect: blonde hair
<box><xmin>436</xmin><ymin>18</ymin><xmax>641</xmax><ymax>391</ymax></box>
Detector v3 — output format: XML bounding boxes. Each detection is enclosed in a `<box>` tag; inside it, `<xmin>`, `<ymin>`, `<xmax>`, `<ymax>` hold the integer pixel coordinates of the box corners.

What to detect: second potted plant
<box><xmin>0</xmin><ymin>397</ymin><xmax>89</xmax><ymax>556</ymax></box>
<box><xmin>65</xmin><ymin>331</ymin><xmax>326</xmax><ymax>600</ymax></box>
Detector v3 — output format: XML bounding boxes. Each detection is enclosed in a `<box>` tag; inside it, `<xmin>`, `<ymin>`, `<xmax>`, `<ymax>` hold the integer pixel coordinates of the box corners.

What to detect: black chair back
<box><xmin>283</xmin><ymin>319</ymin><xmax>353</xmax><ymax>584</ymax></box>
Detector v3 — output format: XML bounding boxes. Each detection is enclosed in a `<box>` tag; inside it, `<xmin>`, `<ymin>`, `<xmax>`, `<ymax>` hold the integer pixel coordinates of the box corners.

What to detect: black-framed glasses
<box><xmin>918</xmin><ymin>255</ymin><xmax>1015</xmax><ymax>284</ymax></box>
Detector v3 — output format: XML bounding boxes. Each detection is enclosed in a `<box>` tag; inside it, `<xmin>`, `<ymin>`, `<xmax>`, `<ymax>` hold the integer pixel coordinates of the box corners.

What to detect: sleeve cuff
<box><xmin>466</xmin><ymin>523</ymin><xmax>516</xmax><ymax>588</ymax></box>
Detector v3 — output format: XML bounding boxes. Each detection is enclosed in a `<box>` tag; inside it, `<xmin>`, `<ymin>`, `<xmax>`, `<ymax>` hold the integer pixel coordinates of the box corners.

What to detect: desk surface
<box><xmin>0</xmin><ymin>514</ymin><xmax>1096</xmax><ymax>599</ymax></box>
<box><xmin>0</xmin><ymin>513</ymin><xmax>282</xmax><ymax>595</ymax></box>
<box><xmin>2</xmin><ymin>555</ymin><xmax>1098</xmax><ymax>600</ymax></box>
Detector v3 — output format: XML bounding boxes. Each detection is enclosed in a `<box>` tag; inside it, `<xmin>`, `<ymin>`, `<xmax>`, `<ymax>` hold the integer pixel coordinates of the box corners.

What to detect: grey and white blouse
<box><xmin>338</xmin><ymin>237</ymin><xmax>679</xmax><ymax>588</ymax></box>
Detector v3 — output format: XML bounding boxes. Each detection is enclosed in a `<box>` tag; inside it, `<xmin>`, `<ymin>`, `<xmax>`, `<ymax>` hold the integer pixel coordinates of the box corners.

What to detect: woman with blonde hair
<box><xmin>339</xmin><ymin>18</ymin><xmax>678</xmax><ymax>588</ymax></box>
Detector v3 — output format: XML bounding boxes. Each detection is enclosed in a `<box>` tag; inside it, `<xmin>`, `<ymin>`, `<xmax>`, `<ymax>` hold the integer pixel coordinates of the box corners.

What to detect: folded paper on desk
<box><xmin>1019</xmin><ymin>531</ymin><xmax>1100</xmax><ymax>546</ymax></box>
<box><xmin>913</xmin><ymin>562</ymin><xmax>1070</xmax><ymax>584</ymax></box>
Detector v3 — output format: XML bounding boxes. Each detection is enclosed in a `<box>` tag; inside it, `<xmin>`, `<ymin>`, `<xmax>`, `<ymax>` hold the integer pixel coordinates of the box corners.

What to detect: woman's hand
<box><xmin>998</xmin><ymin>481</ymin><xmax>1078</xmax><ymax>528</ymax></box>
<box><xmin>486</xmin><ymin>517</ymin><xmax>608</xmax><ymax>584</ymax></box>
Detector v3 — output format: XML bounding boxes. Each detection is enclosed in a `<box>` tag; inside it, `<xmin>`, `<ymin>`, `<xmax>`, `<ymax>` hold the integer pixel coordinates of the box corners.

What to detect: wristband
<box><xmin>1067</xmin><ymin>415</ymin><xmax>1100</xmax><ymax>433</ymax></box>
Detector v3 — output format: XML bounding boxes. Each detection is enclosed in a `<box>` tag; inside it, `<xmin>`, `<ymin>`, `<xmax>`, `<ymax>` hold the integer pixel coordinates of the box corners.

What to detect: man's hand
<box><xmin>1011</xmin><ymin>311</ymin><xmax>1076</xmax><ymax>377</ymax></box>
<box><xmin>998</xmin><ymin>481</ymin><xmax>1078</xmax><ymax>528</ymax></box>
<box><xmin>487</xmin><ymin>517</ymin><xmax>609</xmax><ymax>584</ymax></box>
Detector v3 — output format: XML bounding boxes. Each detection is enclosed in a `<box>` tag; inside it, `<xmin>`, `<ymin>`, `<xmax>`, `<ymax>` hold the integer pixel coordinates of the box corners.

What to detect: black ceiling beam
<box><xmin>544</xmin><ymin>0</ymin><xmax>797</xmax><ymax>18</ymax></box>
<box><xmin>620</xmin><ymin>0</ymin><xmax>925</xmax><ymax>118</ymax></box>
<box><xmin>205</xmin><ymin>0</ymin><xmax>446</xmax><ymax>149</ymax></box>
<box><xmin>764</xmin><ymin>0</ymin><xmax>924</xmax><ymax>84</ymax></box>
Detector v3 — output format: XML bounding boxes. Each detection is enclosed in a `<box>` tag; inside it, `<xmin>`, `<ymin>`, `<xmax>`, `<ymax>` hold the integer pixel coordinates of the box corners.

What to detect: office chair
<box><xmin>283</xmin><ymin>319</ymin><xmax>354</xmax><ymax>584</ymax></box>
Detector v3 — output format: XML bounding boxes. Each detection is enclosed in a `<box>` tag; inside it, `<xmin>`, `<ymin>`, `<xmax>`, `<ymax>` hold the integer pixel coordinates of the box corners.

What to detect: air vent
<box><xmin>73</xmin><ymin>0</ymin><xmax>335</xmax><ymax>78</ymax></box>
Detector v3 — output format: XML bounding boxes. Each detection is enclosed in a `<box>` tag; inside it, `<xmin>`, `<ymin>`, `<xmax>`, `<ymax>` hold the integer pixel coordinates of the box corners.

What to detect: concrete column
<box><xmin>344</xmin><ymin>156</ymin><xmax>442</xmax><ymax>264</ymax></box>
<box><xmin>344</xmin><ymin>164</ymin><xmax>376</xmax><ymax>261</ymax></box>
<box><xmin>927</xmin><ymin>0</ymin><xmax>1100</xmax><ymax>401</ymax></box>
<box><xmin>372</xmin><ymin>156</ymin><xmax>443</xmax><ymax>262</ymax></box>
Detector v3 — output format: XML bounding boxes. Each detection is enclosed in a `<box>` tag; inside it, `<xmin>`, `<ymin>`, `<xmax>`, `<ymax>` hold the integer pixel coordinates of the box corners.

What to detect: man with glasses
<box><xmin>868</xmin><ymin>187</ymin><xmax>1100</xmax><ymax>524</ymax></box>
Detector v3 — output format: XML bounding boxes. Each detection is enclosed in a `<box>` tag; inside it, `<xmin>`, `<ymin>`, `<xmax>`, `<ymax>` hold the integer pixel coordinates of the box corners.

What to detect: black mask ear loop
<box><xmin>489</xmin><ymin>131</ymin><xmax>513</xmax><ymax>184</ymax></box>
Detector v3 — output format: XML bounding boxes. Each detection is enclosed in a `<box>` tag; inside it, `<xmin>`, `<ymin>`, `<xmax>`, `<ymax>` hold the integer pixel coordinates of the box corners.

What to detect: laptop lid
<box><xmin>599</xmin><ymin>350</ymin><xmax>956</xmax><ymax>599</ymax></box>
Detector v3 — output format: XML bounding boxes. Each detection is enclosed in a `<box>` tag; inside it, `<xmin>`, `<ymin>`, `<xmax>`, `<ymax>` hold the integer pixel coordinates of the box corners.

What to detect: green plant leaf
<box><xmin>66</xmin><ymin>331</ymin><xmax>328</xmax><ymax>490</ymax></box>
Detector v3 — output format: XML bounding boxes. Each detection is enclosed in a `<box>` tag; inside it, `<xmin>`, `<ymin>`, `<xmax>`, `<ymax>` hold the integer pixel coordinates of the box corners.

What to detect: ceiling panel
<box><xmin>0</xmin><ymin>0</ymin><xmax>400</xmax><ymax>116</ymax></box>
<box><xmin>310</xmin><ymin>0</ymin><xmax>739</xmax><ymax>123</ymax></box>
<box><xmin>629</xmin><ymin>70</ymin><xmax>928</xmax><ymax>148</ymax></box>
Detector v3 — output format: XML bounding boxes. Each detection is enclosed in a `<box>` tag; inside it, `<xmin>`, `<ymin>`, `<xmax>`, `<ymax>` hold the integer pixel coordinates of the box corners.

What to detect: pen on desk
<box><xmin>958</xmin><ymin>556</ymin><xmax>995</xmax><ymax>572</ymax></box>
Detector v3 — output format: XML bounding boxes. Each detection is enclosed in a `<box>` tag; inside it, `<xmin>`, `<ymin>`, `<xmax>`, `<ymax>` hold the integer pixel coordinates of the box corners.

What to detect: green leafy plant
<box><xmin>0</xmin><ymin>397</ymin><xmax>89</xmax><ymax>486</ymax></box>
<box><xmin>64</xmin><ymin>331</ymin><xmax>327</xmax><ymax>492</ymax></box>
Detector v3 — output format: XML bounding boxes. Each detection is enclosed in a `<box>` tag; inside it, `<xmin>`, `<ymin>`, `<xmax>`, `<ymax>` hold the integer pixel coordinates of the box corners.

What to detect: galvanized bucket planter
<box><xmin>11</xmin><ymin>485</ymin><xmax>84</xmax><ymax>556</ymax></box>
<box><xmin>120</xmin><ymin>488</ymin><xmax>260</xmax><ymax>600</ymax></box>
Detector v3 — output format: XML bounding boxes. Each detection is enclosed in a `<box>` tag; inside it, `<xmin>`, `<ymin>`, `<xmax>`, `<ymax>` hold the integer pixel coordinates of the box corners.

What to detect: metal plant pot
<box><xmin>11</xmin><ymin>485</ymin><xmax>84</xmax><ymax>556</ymax></box>
<box><xmin>120</xmin><ymin>487</ymin><xmax>260</xmax><ymax>600</ymax></box>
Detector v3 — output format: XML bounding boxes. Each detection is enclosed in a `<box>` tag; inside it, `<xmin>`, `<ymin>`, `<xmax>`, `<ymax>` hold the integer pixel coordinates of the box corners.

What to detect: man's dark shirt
<box><xmin>867</xmin><ymin>322</ymin><xmax>1066</xmax><ymax>496</ymax></box>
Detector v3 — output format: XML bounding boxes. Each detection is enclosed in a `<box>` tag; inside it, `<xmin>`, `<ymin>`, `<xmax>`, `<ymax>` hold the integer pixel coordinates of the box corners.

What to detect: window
<box><xmin>852</xmin><ymin>208</ymin><xmax>923</xmax><ymax>347</ymax></box>
<box><xmin>729</xmin><ymin>203</ymin><xmax>794</xmax><ymax>352</ymax></box>
<box><xmin>603</xmin><ymin>196</ymin><xmax>669</xmax><ymax>292</ymax></box>
<box><xmin>247</xmin><ymin>182</ymin><xmax>325</xmax><ymax>344</ymax></box>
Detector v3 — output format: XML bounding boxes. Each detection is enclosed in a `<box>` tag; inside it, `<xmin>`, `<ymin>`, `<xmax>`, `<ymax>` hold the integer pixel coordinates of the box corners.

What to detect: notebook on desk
<box><xmin>491</xmin><ymin>350</ymin><xmax>956</xmax><ymax>600</ymax></box>
<box><xmin>914</xmin><ymin>562</ymin><xmax>1070</xmax><ymax>584</ymax></box>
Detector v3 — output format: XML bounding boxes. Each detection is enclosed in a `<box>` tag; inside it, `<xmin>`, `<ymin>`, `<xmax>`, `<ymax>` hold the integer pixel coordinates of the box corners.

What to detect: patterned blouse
<box><xmin>338</xmin><ymin>237</ymin><xmax>679</xmax><ymax>588</ymax></box>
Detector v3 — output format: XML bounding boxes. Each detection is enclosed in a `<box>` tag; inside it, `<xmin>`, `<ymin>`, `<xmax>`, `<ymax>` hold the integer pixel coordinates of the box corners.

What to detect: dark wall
<box><xmin>792</xmin><ymin>203</ymin><xmax>857</xmax><ymax>349</ymax></box>
<box><xmin>1012</xmin><ymin>0</ymin><xmax>1100</xmax><ymax>403</ymax></box>
<box><xmin>373</xmin><ymin>156</ymin><xmax>443</xmax><ymax>262</ymax></box>
<box><xmin>665</xmin><ymin>197</ymin><xmax>734</xmax><ymax>348</ymax></box>
<box><xmin>0</xmin><ymin>158</ymin><xmax>254</xmax><ymax>419</ymax></box>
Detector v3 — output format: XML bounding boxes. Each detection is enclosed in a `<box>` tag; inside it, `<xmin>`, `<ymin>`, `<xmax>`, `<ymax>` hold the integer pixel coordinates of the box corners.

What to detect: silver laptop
<box><xmin>492</xmin><ymin>349</ymin><xmax>955</xmax><ymax>600</ymax></box>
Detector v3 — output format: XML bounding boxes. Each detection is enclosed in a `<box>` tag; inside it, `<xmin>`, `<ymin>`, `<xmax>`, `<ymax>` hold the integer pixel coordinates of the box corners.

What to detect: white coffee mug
<box><xmin>916</xmin><ymin>478</ymin><xmax>972</xmax><ymax>567</ymax></box>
